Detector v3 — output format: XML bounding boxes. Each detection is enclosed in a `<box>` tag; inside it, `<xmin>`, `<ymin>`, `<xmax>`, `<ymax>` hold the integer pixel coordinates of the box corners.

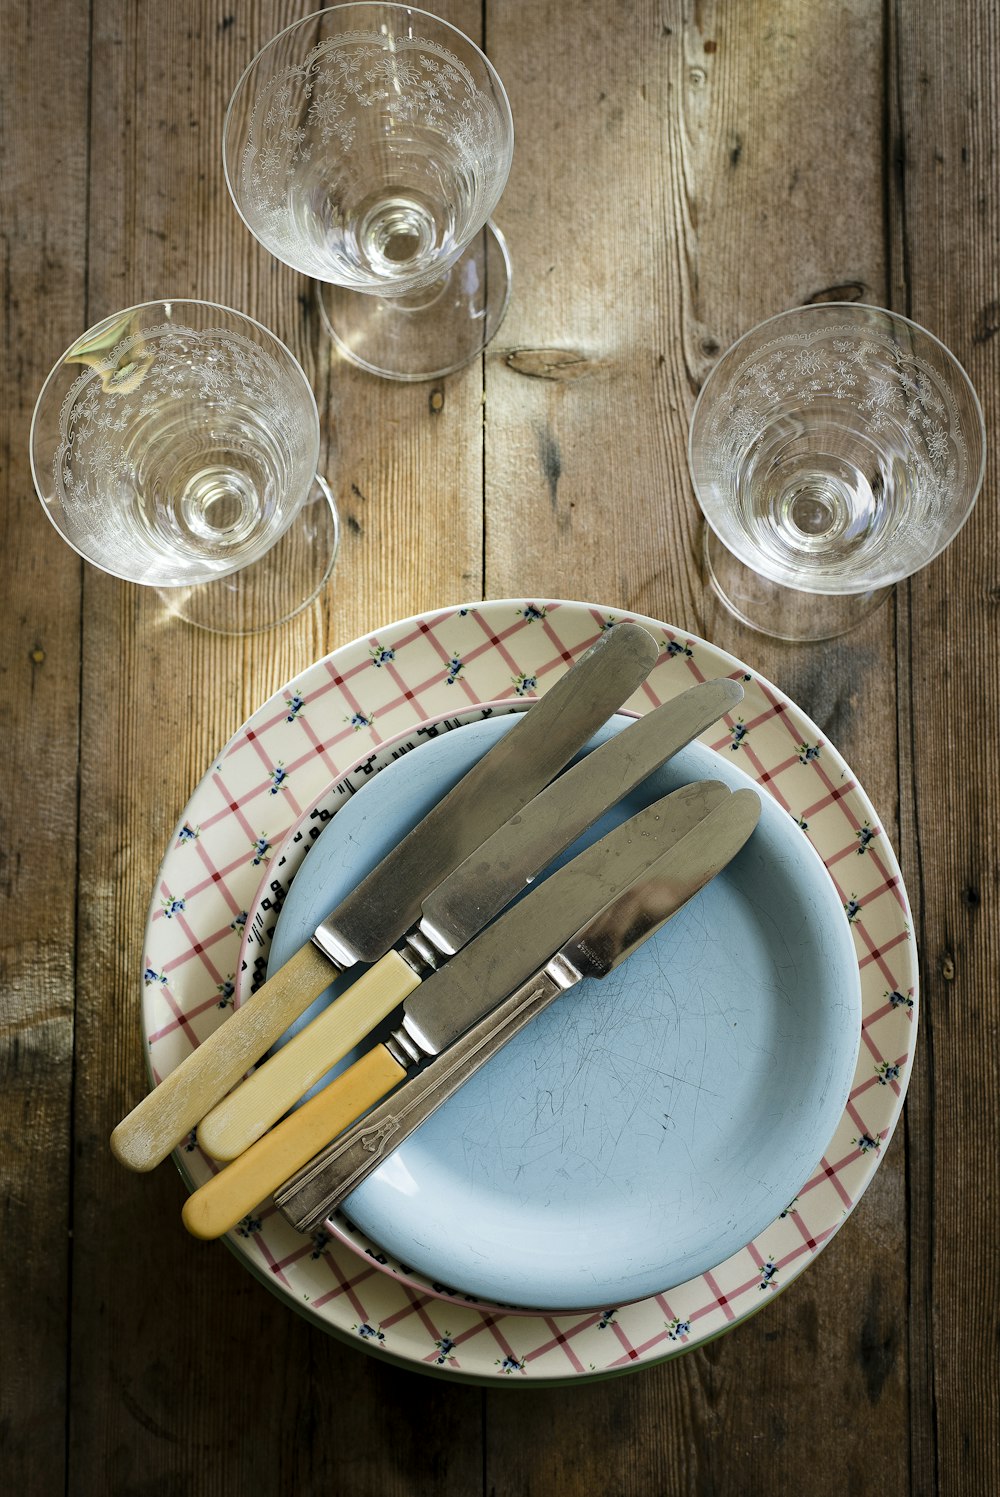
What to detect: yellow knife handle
<box><xmin>181</xmin><ymin>1044</ymin><xmax>407</xmax><ymax>1240</ymax></box>
<box><xmin>110</xmin><ymin>941</ymin><xmax>339</xmax><ymax>1172</ymax></box>
<box><xmin>197</xmin><ymin>949</ymin><xmax>421</xmax><ymax>1162</ymax></box>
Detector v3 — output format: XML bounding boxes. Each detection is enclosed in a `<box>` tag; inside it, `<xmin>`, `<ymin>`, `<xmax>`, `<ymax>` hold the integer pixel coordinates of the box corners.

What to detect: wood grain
<box><xmin>0</xmin><ymin>1</ymin><xmax>89</xmax><ymax>1491</ymax></box>
<box><xmin>1</xmin><ymin>0</ymin><xmax>997</xmax><ymax>1490</ymax></box>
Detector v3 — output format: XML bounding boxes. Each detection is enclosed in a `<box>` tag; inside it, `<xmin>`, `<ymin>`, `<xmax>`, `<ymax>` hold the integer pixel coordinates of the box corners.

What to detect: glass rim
<box><xmin>687</xmin><ymin>301</ymin><xmax>988</xmax><ymax>593</ymax></box>
<box><xmin>221</xmin><ymin>2</ymin><xmax>515</xmax><ymax>274</ymax></box>
<box><xmin>30</xmin><ymin>295</ymin><xmax>320</xmax><ymax>492</ymax></box>
<box><xmin>28</xmin><ymin>296</ymin><xmax>322</xmax><ymax>585</ymax></box>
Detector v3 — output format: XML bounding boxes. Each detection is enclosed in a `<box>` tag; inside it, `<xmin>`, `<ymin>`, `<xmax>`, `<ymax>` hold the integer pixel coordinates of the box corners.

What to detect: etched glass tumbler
<box><xmin>223</xmin><ymin>3</ymin><xmax>514</xmax><ymax>381</ymax></box>
<box><xmin>30</xmin><ymin>300</ymin><xmax>339</xmax><ymax>633</ymax></box>
<box><xmin>688</xmin><ymin>303</ymin><xmax>986</xmax><ymax>641</ymax></box>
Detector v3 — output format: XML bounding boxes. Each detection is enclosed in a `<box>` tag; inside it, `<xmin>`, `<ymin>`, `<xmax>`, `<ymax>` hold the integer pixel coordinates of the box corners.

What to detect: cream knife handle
<box><xmin>197</xmin><ymin>950</ymin><xmax>422</xmax><ymax>1161</ymax></box>
<box><xmin>181</xmin><ymin>1043</ymin><xmax>408</xmax><ymax>1240</ymax></box>
<box><xmin>110</xmin><ymin>941</ymin><xmax>339</xmax><ymax>1172</ymax></box>
<box><xmin>276</xmin><ymin>965</ymin><xmax>575</xmax><ymax>1235</ymax></box>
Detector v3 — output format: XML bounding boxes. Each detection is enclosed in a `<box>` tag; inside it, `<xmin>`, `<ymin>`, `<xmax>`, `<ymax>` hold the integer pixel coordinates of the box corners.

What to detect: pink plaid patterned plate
<box><xmin>142</xmin><ymin>599</ymin><xmax>917</xmax><ymax>1381</ymax></box>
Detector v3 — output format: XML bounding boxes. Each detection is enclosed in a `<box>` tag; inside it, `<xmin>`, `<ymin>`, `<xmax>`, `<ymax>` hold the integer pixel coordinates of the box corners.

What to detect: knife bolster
<box><xmin>397</xmin><ymin>928</ymin><xmax>444</xmax><ymax>979</ymax></box>
<box><xmin>385</xmin><ymin>1026</ymin><xmax>424</xmax><ymax>1069</ymax></box>
<box><xmin>310</xmin><ymin>923</ymin><xmax>363</xmax><ymax>968</ymax></box>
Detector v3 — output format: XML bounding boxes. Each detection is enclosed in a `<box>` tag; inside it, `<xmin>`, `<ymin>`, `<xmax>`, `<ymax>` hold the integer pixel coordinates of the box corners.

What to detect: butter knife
<box><xmin>197</xmin><ymin>675</ymin><xmax>744</xmax><ymax>1162</ymax></box>
<box><xmin>276</xmin><ymin>785</ymin><xmax>761</xmax><ymax>1233</ymax></box>
<box><xmin>111</xmin><ymin>620</ymin><xmax>658</xmax><ymax>1171</ymax></box>
<box><xmin>181</xmin><ymin>780</ymin><xmax>740</xmax><ymax>1239</ymax></box>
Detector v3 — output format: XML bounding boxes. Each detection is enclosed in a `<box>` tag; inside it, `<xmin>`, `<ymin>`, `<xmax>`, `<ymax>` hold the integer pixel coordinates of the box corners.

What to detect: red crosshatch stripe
<box><xmin>521</xmin><ymin>1317</ymin><xmax>591</xmax><ymax>1373</ymax></box>
<box><xmin>310</xmin><ymin>1252</ymin><xmax>386</xmax><ymax>1319</ymax></box>
<box><xmin>699</xmin><ymin>1269</ymin><xmax>738</xmax><ymax>1321</ymax></box>
<box><xmin>854</xmin><ymin>920</ymin><xmax>911</xmax><ymax>989</ymax></box>
<box><xmin>147</xmin><ymin>985</ymin><xmax>216</xmax><ymax>1075</ymax></box>
<box><xmin>158</xmin><ymin>909</ymin><xmax>242</xmax><ymax>981</ymax></box>
<box><xmin>806</xmin><ymin>1150</ymin><xmax>861</xmax><ymax>1208</ymax></box>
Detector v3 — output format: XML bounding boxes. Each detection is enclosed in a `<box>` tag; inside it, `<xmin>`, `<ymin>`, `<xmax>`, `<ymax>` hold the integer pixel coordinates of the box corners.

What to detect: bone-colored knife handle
<box><xmin>181</xmin><ymin>1043</ymin><xmax>408</xmax><ymax>1240</ymax></box>
<box><xmin>197</xmin><ymin>950</ymin><xmax>422</xmax><ymax>1162</ymax></box>
<box><xmin>110</xmin><ymin>941</ymin><xmax>339</xmax><ymax>1172</ymax></box>
<box><xmin>277</xmin><ymin>970</ymin><xmax>567</xmax><ymax>1233</ymax></box>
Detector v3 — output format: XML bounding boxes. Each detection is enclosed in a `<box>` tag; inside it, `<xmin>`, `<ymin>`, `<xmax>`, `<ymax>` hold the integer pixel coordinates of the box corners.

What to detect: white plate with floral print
<box><xmin>141</xmin><ymin>600</ymin><xmax>917</xmax><ymax>1382</ymax></box>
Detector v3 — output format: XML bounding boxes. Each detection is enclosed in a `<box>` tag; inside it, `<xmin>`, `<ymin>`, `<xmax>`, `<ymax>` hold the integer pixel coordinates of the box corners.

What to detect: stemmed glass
<box><xmin>688</xmin><ymin>303</ymin><xmax>986</xmax><ymax>641</ymax></box>
<box><xmin>30</xmin><ymin>300</ymin><xmax>339</xmax><ymax>634</ymax></box>
<box><xmin>223</xmin><ymin>3</ymin><xmax>514</xmax><ymax>382</ymax></box>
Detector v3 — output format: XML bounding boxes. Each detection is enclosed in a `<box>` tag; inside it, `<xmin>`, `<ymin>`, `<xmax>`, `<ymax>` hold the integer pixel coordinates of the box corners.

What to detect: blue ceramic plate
<box><xmin>268</xmin><ymin>715</ymin><xmax>862</xmax><ymax>1311</ymax></box>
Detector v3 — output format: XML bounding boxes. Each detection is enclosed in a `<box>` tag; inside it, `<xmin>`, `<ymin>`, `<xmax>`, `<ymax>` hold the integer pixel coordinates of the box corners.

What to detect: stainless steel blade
<box><xmin>311</xmin><ymin>620</ymin><xmax>658</xmax><ymax>968</ymax></box>
<box><xmin>414</xmin><ymin>676</ymin><xmax>744</xmax><ymax>959</ymax></box>
<box><xmin>275</xmin><ymin>789</ymin><xmax>761</xmax><ymax>1232</ymax></box>
<box><xmin>399</xmin><ymin>778</ymin><xmax>730</xmax><ymax>1058</ymax></box>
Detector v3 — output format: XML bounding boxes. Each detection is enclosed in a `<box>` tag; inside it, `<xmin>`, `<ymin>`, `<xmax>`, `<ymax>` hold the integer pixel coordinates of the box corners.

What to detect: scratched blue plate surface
<box><xmin>268</xmin><ymin>715</ymin><xmax>861</xmax><ymax>1311</ymax></box>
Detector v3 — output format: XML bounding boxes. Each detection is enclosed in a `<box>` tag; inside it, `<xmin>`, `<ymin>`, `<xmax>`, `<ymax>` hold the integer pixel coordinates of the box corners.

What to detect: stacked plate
<box><xmin>141</xmin><ymin>600</ymin><xmax>917</xmax><ymax>1382</ymax></box>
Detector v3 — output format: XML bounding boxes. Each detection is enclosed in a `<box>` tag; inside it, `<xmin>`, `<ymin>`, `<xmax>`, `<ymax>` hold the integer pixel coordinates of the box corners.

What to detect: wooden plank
<box><xmin>0</xmin><ymin>1</ymin><xmax>89</xmax><ymax>1490</ymax></box>
<box><xmin>67</xmin><ymin>0</ymin><xmax>485</xmax><ymax>1490</ymax></box>
<box><xmin>484</xmin><ymin>1</ymin><xmax>912</xmax><ymax>1492</ymax></box>
<box><xmin>887</xmin><ymin>2</ymin><xmax>1000</xmax><ymax>1492</ymax></box>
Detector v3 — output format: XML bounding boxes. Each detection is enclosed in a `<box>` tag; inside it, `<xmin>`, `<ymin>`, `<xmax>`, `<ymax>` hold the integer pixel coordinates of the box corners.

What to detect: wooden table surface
<box><xmin>4</xmin><ymin>1</ymin><xmax>998</xmax><ymax>1492</ymax></box>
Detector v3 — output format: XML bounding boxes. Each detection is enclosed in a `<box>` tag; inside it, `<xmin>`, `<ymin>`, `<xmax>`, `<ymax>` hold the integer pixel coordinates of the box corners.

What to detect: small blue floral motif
<box><xmin>779</xmin><ymin>1197</ymin><xmax>799</xmax><ymax>1219</ymax></box>
<box><xmin>458</xmin><ymin>606</ymin><xmax>474</xmax><ymax>617</ymax></box>
<box><xmin>888</xmin><ymin>988</ymin><xmax>914</xmax><ymax>1011</ymax></box>
<box><xmin>759</xmin><ymin>1260</ymin><xmax>779</xmax><ymax>1292</ymax></box>
<box><xmin>177</xmin><ymin>822</ymin><xmax>199</xmax><ymax>844</ymax></box>
<box><xmin>354</xmin><ymin>1322</ymin><xmax>385</xmax><ymax>1343</ymax></box>
<box><xmin>284</xmin><ymin>691</ymin><xmax>306</xmax><ymax>723</ymax></box>
<box><xmin>143</xmin><ymin>965</ymin><xmax>167</xmax><ymax>986</ymax></box>
<box><xmin>600</xmin><ymin>616</ymin><xmax>619</xmax><ymax>631</ymax></box>
<box><xmin>310</xmin><ymin>1230</ymin><xmax>331</xmax><ymax>1260</ymax></box>
<box><xmin>161</xmin><ymin>894</ymin><xmax>186</xmax><ymax>919</ymax></box>
<box><xmin>597</xmin><ymin>1309</ymin><xmax>617</xmax><ymax>1329</ymax></box>
<box><xmin>876</xmin><ymin>1060</ymin><xmax>901</xmax><ymax>1085</ymax></box>
<box><xmin>665</xmin><ymin>639</ymin><xmax>693</xmax><ymax>658</ymax></box>
<box><xmin>517</xmin><ymin>603</ymin><xmax>547</xmax><ymax>623</ymax></box>
<box><xmin>845</xmin><ymin>895</ymin><xmax>862</xmax><ymax>923</ymax></box>
<box><xmin>182</xmin><ymin>1128</ymin><xmax>198</xmax><ymax>1153</ymax></box>
<box><xmin>512</xmin><ymin>672</ymin><xmax>538</xmax><ymax>697</ymax></box>
<box><xmin>347</xmin><ymin>710</ymin><xmax>374</xmax><ymax>731</ymax></box>
<box><xmin>730</xmin><ymin>720</ymin><xmax>748</xmax><ymax>751</ymax></box>
<box><xmin>798</xmin><ymin>742</ymin><xmax>821</xmax><ymax>765</ymax></box>
<box><xmin>433</xmin><ymin>1335</ymin><xmax>457</xmax><ymax>1365</ymax></box>
<box><xmin>236</xmin><ymin>1213</ymin><xmax>263</xmax><ymax>1237</ymax></box>
<box><xmin>496</xmin><ymin>1354</ymin><xmax>526</xmax><ymax>1375</ymax></box>
<box><xmin>665</xmin><ymin>1317</ymin><xmax>691</xmax><ymax>1340</ymax></box>
<box><xmin>370</xmin><ymin>644</ymin><xmax>395</xmax><ymax>668</ymax></box>
<box><xmin>268</xmin><ymin>763</ymin><xmax>289</xmax><ymax>795</ymax></box>
<box><xmin>230</xmin><ymin>909</ymin><xmax>248</xmax><ymax>932</ymax></box>
<box><xmin>796</xmin><ymin>816</ymin><xmax>810</xmax><ymax>833</ymax></box>
<box><xmin>250</xmin><ymin>836</ymin><xmax>271</xmax><ymax>867</ymax></box>
<box><xmin>854</xmin><ymin>1132</ymin><xmax>882</xmax><ymax>1154</ymax></box>
<box><xmin>216</xmin><ymin>976</ymin><xmax>235</xmax><ymax>1008</ymax></box>
<box><xmin>856</xmin><ymin>823</ymin><xmax>877</xmax><ymax>853</ymax></box>
<box><xmin>445</xmin><ymin>655</ymin><xmax>464</xmax><ymax>685</ymax></box>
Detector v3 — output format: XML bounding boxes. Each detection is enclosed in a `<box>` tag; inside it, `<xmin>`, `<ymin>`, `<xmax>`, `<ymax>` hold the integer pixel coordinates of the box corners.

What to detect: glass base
<box><xmin>156</xmin><ymin>474</ymin><xmax>340</xmax><ymax>635</ymax></box>
<box><xmin>317</xmin><ymin>221</ymin><xmax>512</xmax><ymax>381</ymax></box>
<box><xmin>703</xmin><ymin>525</ymin><xmax>893</xmax><ymax>642</ymax></box>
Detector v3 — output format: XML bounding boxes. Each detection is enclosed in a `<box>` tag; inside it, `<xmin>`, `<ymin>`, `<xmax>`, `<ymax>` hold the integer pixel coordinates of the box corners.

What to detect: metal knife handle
<box><xmin>275</xmin><ymin>958</ymin><xmax>582</xmax><ymax>1235</ymax></box>
<box><xmin>181</xmin><ymin>1043</ymin><xmax>409</xmax><ymax>1240</ymax></box>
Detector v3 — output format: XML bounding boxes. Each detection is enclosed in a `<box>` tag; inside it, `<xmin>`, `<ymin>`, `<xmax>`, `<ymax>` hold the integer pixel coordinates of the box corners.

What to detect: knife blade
<box><xmin>180</xmin><ymin>779</ymin><xmax>734</xmax><ymax>1239</ymax></box>
<box><xmin>197</xmin><ymin>675</ymin><xmax>744</xmax><ymax>1162</ymax></box>
<box><xmin>110</xmin><ymin>620</ymin><xmax>659</xmax><ymax>1172</ymax></box>
<box><xmin>276</xmin><ymin>786</ymin><xmax>761</xmax><ymax>1233</ymax></box>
